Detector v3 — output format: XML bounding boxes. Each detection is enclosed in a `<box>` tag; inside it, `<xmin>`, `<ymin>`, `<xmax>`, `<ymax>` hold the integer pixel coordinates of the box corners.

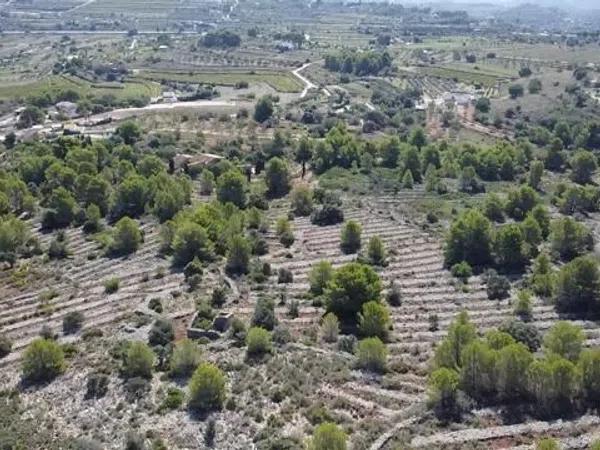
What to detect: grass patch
<box><xmin>104</xmin><ymin>278</ymin><xmax>120</xmax><ymax>294</ymax></box>
<box><xmin>0</xmin><ymin>75</ymin><xmax>160</xmax><ymax>102</ymax></box>
<box><xmin>133</xmin><ymin>69</ymin><xmax>303</xmax><ymax>93</ymax></box>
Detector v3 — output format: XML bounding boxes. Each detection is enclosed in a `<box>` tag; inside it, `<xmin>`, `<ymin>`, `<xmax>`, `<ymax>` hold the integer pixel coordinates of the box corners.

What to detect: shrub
<box><xmin>291</xmin><ymin>186</ymin><xmax>313</xmax><ymax>216</ymax></box>
<box><xmin>386</xmin><ymin>282</ymin><xmax>402</xmax><ymax>306</ymax></box>
<box><xmin>172</xmin><ymin>222</ymin><xmax>214</xmax><ymax>267</ymax></box>
<box><xmin>309</xmin><ymin>260</ymin><xmax>333</xmax><ymax>295</ymax></box>
<box><xmin>340</xmin><ymin>220</ymin><xmax>362</xmax><ymax>254</ymax></box>
<box><xmin>543</xmin><ymin>321</ymin><xmax>584</xmax><ymax>362</ymax></box>
<box><xmin>148</xmin><ymin>298</ymin><xmax>163</xmax><ymax>313</ymax></box>
<box><xmin>579</xmin><ymin>349</ymin><xmax>600</xmax><ymax>406</ymax></box>
<box><xmin>311</xmin><ymin>205</ymin><xmax>344</xmax><ymax>226</ymax></box>
<box><xmin>356</xmin><ymin>337</ymin><xmax>387</xmax><ymax>372</ymax></box>
<box><xmin>108</xmin><ymin>216</ymin><xmax>142</xmax><ymax>256</ymax></box>
<box><xmin>326</xmin><ymin>263</ymin><xmax>382</xmax><ymax>321</ymax></box>
<box><xmin>21</xmin><ymin>338</ymin><xmax>65</xmax><ymax>383</ymax></box>
<box><xmin>279</xmin><ymin>230</ymin><xmax>295</xmax><ymax>248</ymax></box>
<box><xmin>265</xmin><ymin>157</ymin><xmax>290</xmax><ymax>198</ymax></box>
<box><xmin>104</xmin><ymin>277</ymin><xmax>120</xmax><ymax>294</ymax></box>
<box><xmin>246</xmin><ymin>327</ymin><xmax>272</xmax><ymax>356</ymax></box>
<box><xmin>485</xmin><ymin>270</ymin><xmax>510</xmax><ymax>300</ymax></box>
<box><xmin>535</xmin><ymin>439</ymin><xmax>559</xmax><ymax>450</ymax></box>
<box><xmin>216</xmin><ymin>170</ymin><xmax>247</xmax><ymax>208</ymax></box>
<box><xmin>444</xmin><ymin>209</ymin><xmax>493</xmax><ymax>268</ymax></box>
<box><xmin>211</xmin><ymin>286</ymin><xmax>227</xmax><ymax>307</ymax></box>
<box><xmin>0</xmin><ymin>333</ymin><xmax>13</xmax><ymax>358</ymax></box>
<box><xmin>550</xmin><ymin>217</ymin><xmax>593</xmax><ymax>261</ymax></box>
<box><xmin>160</xmin><ymin>387</ymin><xmax>184</xmax><ymax>411</ymax></box>
<box><xmin>554</xmin><ymin>255</ymin><xmax>600</xmax><ymax>315</ymax></box>
<box><xmin>148</xmin><ymin>319</ymin><xmax>174</xmax><ymax>347</ymax></box>
<box><xmin>226</xmin><ymin>235</ymin><xmax>251</xmax><ymax>275</ymax></box>
<box><xmin>86</xmin><ymin>372</ymin><xmax>109</xmax><ymax>399</ymax></box>
<box><xmin>277</xmin><ymin>268</ymin><xmax>293</xmax><ymax>284</ymax></box>
<box><xmin>272</xmin><ymin>325</ymin><xmax>292</xmax><ymax>345</ymax></box>
<box><xmin>500</xmin><ymin>319</ymin><xmax>542</xmax><ymax>352</ymax></box>
<box><xmin>338</xmin><ymin>335</ymin><xmax>357</xmax><ymax>353</ymax></box>
<box><xmin>321</xmin><ymin>313</ymin><xmax>340</xmax><ymax>343</ymax></box>
<box><xmin>514</xmin><ymin>290</ymin><xmax>533</xmax><ymax>322</ymax></box>
<box><xmin>124</xmin><ymin>341</ymin><xmax>154</xmax><ymax>379</ymax></box>
<box><xmin>367</xmin><ymin>236</ymin><xmax>386</xmax><ymax>265</ymax></box>
<box><xmin>451</xmin><ymin>261</ymin><xmax>472</xmax><ymax>282</ymax></box>
<box><xmin>308</xmin><ymin>422</ymin><xmax>347</xmax><ymax>450</ymax></box>
<box><xmin>48</xmin><ymin>235</ymin><xmax>69</xmax><ymax>259</ymax></box>
<box><xmin>188</xmin><ymin>363</ymin><xmax>226</xmax><ymax>412</ymax></box>
<box><xmin>428</xmin><ymin>368</ymin><xmax>459</xmax><ymax>416</ymax></box>
<box><xmin>252</xmin><ymin>297</ymin><xmax>276</xmax><ymax>330</ymax></box>
<box><xmin>170</xmin><ymin>339</ymin><xmax>202</xmax><ymax>378</ymax></box>
<box><xmin>358</xmin><ymin>301</ymin><xmax>390</xmax><ymax>340</ymax></box>
<box><xmin>62</xmin><ymin>311</ymin><xmax>84</xmax><ymax>334</ymax></box>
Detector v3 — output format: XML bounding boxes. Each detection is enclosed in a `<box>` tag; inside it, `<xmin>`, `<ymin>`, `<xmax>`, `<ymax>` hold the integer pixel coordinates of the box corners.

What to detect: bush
<box><xmin>444</xmin><ymin>209</ymin><xmax>493</xmax><ymax>268</ymax></box>
<box><xmin>21</xmin><ymin>338</ymin><xmax>65</xmax><ymax>383</ymax></box>
<box><xmin>188</xmin><ymin>363</ymin><xmax>226</xmax><ymax>412</ymax></box>
<box><xmin>514</xmin><ymin>290</ymin><xmax>533</xmax><ymax>322</ymax></box>
<box><xmin>104</xmin><ymin>277</ymin><xmax>120</xmax><ymax>294</ymax></box>
<box><xmin>554</xmin><ymin>255</ymin><xmax>600</xmax><ymax>315</ymax></box>
<box><xmin>500</xmin><ymin>319</ymin><xmax>542</xmax><ymax>352</ymax></box>
<box><xmin>358</xmin><ymin>301</ymin><xmax>390</xmax><ymax>340</ymax></box>
<box><xmin>311</xmin><ymin>205</ymin><xmax>344</xmax><ymax>226</ymax></box>
<box><xmin>62</xmin><ymin>311</ymin><xmax>84</xmax><ymax>334</ymax></box>
<box><xmin>309</xmin><ymin>260</ymin><xmax>333</xmax><ymax>295</ymax></box>
<box><xmin>265</xmin><ymin>157</ymin><xmax>290</xmax><ymax>198</ymax></box>
<box><xmin>254</xmin><ymin>95</ymin><xmax>274</xmax><ymax>123</ymax></box>
<box><xmin>367</xmin><ymin>236</ymin><xmax>386</xmax><ymax>265</ymax></box>
<box><xmin>356</xmin><ymin>337</ymin><xmax>387</xmax><ymax>372</ymax></box>
<box><xmin>535</xmin><ymin>439</ymin><xmax>558</xmax><ymax>450</ymax></box>
<box><xmin>246</xmin><ymin>327</ymin><xmax>273</xmax><ymax>356</ymax></box>
<box><xmin>86</xmin><ymin>372</ymin><xmax>109</xmax><ymax>399</ymax></box>
<box><xmin>226</xmin><ymin>235</ymin><xmax>251</xmax><ymax>275</ymax></box>
<box><xmin>252</xmin><ymin>297</ymin><xmax>276</xmax><ymax>330</ymax></box>
<box><xmin>308</xmin><ymin>422</ymin><xmax>347</xmax><ymax>450</ymax></box>
<box><xmin>291</xmin><ymin>186</ymin><xmax>313</xmax><ymax>216</ymax></box>
<box><xmin>184</xmin><ymin>257</ymin><xmax>203</xmax><ymax>279</ymax></box>
<box><xmin>170</xmin><ymin>339</ymin><xmax>202</xmax><ymax>378</ymax></box>
<box><xmin>108</xmin><ymin>216</ymin><xmax>142</xmax><ymax>256</ymax></box>
<box><xmin>148</xmin><ymin>319</ymin><xmax>174</xmax><ymax>347</ymax></box>
<box><xmin>428</xmin><ymin>368</ymin><xmax>460</xmax><ymax>417</ymax></box>
<box><xmin>321</xmin><ymin>313</ymin><xmax>340</xmax><ymax>343</ymax></box>
<box><xmin>124</xmin><ymin>341</ymin><xmax>154</xmax><ymax>379</ymax></box>
<box><xmin>277</xmin><ymin>268</ymin><xmax>293</xmax><ymax>284</ymax></box>
<box><xmin>326</xmin><ymin>263</ymin><xmax>382</xmax><ymax>321</ymax></box>
<box><xmin>340</xmin><ymin>220</ymin><xmax>362</xmax><ymax>254</ymax></box>
<box><xmin>543</xmin><ymin>321</ymin><xmax>584</xmax><ymax>362</ymax></box>
<box><xmin>217</xmin><ymin>170</ymin><xmax>247</xmax><ymax>208</ymax></box>
<box><xmin>160</xmin><ymin>387</ymin><xmax>184</xmax><ymax>411</ymax></box>
<box><xmin>279</xmin><ymin>230</ymin><xmax>295</xmax><ymax>248</ymax></box>
<box><xmin>386</xmin><ymin>282</ymin><xmax>402</xmax><ymax>306</ymax></box>
<box><xmin>172</xmin><ymin>222</ymin><xmax>214</xmax><ymax>267</ymax></box>
<box><xmin>48</xmin><ymin>235</ymin><xmax>69</xmax><ymax>259</ymax></box>
<box><xmin>338</xmin><ymin>335</ymin><xmax>357</xmax><ymax>353</ymax></box>
<box><xmin>0</xmin><ymin>333</ymin><xmax>12</xmax><ymax>358</ymax></box>
<box><xmin>550</xmin><ymin>217</ymin><xmax>593</xmax><ymax>261</ymax></box>
<box><xmin>485</xmin><ymin>270</ymin><xmax>511</xmax><ymax>300</ymax></box>
<box><xmin>451</xmin><ymin>261</ymin><xmax>472</xmax><ymax>282</ymax></box>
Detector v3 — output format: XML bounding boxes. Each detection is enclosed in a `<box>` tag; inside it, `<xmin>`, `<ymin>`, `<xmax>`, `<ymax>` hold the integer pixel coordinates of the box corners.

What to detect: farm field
<box><xmin>0</xmin><ymin>75</ymin><xmax>161</xmax><ymax>103</ymax></box>
<box><xmin>133</xmin><ymin>69</ymin><xmax>304</xmax><ymax>93</ymax></box>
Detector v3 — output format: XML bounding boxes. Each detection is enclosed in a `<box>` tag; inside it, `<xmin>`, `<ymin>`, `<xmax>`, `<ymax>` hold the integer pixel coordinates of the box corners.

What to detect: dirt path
<box><xmin>292</xmin><ymin>62</ymin><xmax>317</xmax><ymax>98</ymax></box>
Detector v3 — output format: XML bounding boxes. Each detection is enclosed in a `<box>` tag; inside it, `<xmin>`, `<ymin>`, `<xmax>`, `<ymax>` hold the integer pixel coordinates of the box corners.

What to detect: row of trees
<box><xmin>429</xmin><ymin>313</ymin><xmax>600</xmax><ymax>419</ymax></box>
<box><xmin>324</xmin><ymin>50</ymin><xmax>392</xmax><ymax>76</ymax></box>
